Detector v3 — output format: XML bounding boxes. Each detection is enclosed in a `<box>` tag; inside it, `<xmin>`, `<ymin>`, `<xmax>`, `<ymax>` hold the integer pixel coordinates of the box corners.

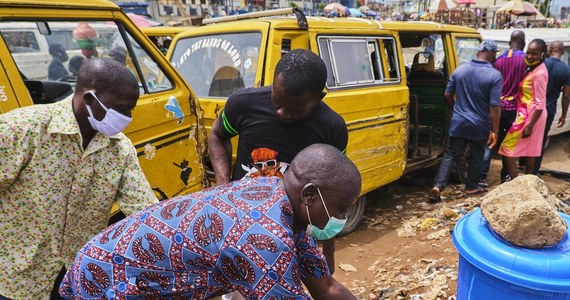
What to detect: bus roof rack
<box><xmin>202</xmin><ymin>7</ymin><xmax>308</xmax><ymax>29</ymax></box>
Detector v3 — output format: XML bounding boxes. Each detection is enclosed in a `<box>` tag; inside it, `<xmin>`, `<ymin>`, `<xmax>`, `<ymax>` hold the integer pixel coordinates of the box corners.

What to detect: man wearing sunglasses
<box><xmin>0</xmin><ymin>58</ymin><xmax>157</xmax><ymax>300</ymax></box>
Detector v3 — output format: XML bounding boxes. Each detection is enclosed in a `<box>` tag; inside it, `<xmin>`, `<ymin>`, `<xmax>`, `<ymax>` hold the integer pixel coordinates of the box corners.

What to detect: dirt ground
<box><xmin>332</xmin><ymin>132</ymin><xmax>570</xmax><ymax>300</ymax></box>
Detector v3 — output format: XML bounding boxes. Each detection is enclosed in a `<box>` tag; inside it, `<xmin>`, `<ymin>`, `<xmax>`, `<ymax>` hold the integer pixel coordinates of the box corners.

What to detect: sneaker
<box><xmin>478</xmin><ymin>178</ymin><xmax>488</xmax><ymax>187</ymax></box>
<box><xmin>500</xmin><ymin>174</ymin><xmax>511</xmax><ymax>183</ymax></box>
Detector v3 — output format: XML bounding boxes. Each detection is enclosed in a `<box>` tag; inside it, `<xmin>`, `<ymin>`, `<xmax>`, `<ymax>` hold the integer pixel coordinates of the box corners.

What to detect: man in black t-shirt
<box><xmin>209</xmin><ymin>49</ymin><xmax>349</xmax><ymax>295</ymax></box>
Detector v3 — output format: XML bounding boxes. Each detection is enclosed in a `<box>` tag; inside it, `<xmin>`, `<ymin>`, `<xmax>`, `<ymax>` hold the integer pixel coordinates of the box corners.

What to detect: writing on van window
<box><xmin>0</xmin><ymin>85</ymin><xmax>7</xmax><ymax>102</ymax></box>
<box><xmin>170</xmin><ymin>32</ymin><xmax>262</xmax><ymax>98</ymax></box>
<box><xmin>178</xmin><ymin>38</ymin><xmax>242</xmax><ymax>68</ymax></box>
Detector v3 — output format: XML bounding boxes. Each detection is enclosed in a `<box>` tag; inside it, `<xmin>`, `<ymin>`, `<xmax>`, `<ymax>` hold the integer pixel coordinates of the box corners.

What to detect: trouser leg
<box><xmin>498</xmin><ymin>110</ymin><xmax>517</xmax><ymax>180</ymax></box>
<box><xmin>433</xmin><ymin>137</ymin><xmax>467</xmax><ymax>191</ymax></box>
<box><xmin>466</xmin><ymin>139</ymin><xmax>486</xmax><ymax>190</ymax></box>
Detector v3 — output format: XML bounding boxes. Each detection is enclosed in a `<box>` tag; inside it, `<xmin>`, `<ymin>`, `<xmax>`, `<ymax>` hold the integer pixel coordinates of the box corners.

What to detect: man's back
<box><xmin>494</xmin><ymin>49</ymin><xmax>526</xmax><ymax>110</ymax></box>
<box><xmin>60</xmin><ymin>177</ymin><xmax>328</xmax><ymax>299</ymax></box>
<box><xmin>544</xmin><ymin>57</ymin><xmax>570</xmax><ymax>115</ymax></box>
<box><xmin>447</xmin><ymin>60</ymin><xmax>502</xmax><ymax>140</ymax></box>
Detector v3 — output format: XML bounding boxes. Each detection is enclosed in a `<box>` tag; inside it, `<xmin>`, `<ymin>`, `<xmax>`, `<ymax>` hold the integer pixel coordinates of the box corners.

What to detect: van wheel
<box><xmin>452</xmin><ymin>144</ymin><xmax>469</xmax><ymax>184</ymax></box>
<box><xmin>338</xmin><ymin>195</ymin><xmax>367</xmax><ymax>236</ymax></box>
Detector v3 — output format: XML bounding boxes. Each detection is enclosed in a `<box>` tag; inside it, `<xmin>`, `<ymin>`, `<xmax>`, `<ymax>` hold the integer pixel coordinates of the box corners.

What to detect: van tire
<box><xmin>338</xmin><ymin>195</ymin><xmax>367</xmax><ymax>236</ymax></box>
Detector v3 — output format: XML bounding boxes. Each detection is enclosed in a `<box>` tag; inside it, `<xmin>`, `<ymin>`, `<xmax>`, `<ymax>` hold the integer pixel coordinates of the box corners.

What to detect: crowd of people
<box><xmin>2</xmin><ymin>27</ymin><xmax>570</xmax><ymax>299</ymax></box>
<box><xmin>430</xmin><ymin>32</ymin><xmax>570</xmax><ymax>202</ymax></box>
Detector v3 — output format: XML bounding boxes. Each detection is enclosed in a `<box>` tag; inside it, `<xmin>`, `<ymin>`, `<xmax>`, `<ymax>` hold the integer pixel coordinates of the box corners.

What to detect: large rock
<box><xmin>480</xmin><ymin>175</ymin><xmax>567</xmax><ymax>248</ymax></box>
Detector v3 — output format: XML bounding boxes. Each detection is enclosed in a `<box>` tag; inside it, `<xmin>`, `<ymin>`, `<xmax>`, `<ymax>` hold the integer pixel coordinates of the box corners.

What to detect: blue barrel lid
<box><xmin>453</xmin><ymin>209</ymin><xmax>570</xmax><ymax>292</ymax></box>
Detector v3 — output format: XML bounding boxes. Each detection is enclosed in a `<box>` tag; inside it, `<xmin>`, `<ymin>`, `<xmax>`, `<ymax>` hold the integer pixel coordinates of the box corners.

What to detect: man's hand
<box><xmin>522</xmin><ymin>125</ymin><xmax>533</xmax><ymax>138</ymax></box>
<box><xmin>558</xmin><ymin>115</ymin><xmax>566</xmax><ymax>128</ymax></box>
<box><xmin>487</xmin><ymin>132</ymin><xmax>497</xmax><ymax>149</ymax></box>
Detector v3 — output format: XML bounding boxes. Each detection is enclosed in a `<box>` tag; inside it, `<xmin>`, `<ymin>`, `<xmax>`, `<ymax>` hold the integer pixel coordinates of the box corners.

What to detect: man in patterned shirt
<box><xmin>60</xmin><ymin>144</ymin><xmax>361</xmax><ymax>299</ymax></box>
<box><xmin>0</xmin><ymin>58</ymin><xmax>157</xmax><ymax>300</ymax></box>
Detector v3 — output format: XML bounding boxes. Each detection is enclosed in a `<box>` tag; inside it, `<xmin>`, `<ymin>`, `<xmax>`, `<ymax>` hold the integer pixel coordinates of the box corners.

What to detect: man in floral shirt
<box><xmin>60</xmin><ymin>144</ymin><xmax>361</xmax><ymax>299</ymax></box>
<box><xmin>0</xmin><ymin>58</ymin><xmax>157</xmax><ymax>299</ymax></box>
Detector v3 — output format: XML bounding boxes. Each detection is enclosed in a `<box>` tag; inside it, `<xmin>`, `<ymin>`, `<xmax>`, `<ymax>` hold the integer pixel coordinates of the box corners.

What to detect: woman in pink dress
<box><xmin>499</xmin><ymin>39</ymin><xmax>549</xmax><ymax>179</ymax></box>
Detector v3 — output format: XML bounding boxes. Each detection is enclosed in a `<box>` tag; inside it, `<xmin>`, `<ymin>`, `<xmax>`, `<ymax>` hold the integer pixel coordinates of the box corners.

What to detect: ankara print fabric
<box><xmin>60</xmin><ymin>177</ymin><xmax>329</xmax><ymax>299</ymax></box>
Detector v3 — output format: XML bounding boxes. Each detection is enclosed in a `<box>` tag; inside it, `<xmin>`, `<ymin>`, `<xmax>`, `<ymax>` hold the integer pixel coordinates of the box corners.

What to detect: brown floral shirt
<box><xmin>0</xmin><ymin>97</ymin><xmax>158</xmax><ymax>299</ymax></box>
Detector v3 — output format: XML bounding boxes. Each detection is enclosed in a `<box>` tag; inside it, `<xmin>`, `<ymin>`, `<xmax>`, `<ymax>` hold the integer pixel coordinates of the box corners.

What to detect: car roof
<box><xmin>0</xmin><ymin>0</ymin><xmax>119</xmax><ymax>10</ymax></box>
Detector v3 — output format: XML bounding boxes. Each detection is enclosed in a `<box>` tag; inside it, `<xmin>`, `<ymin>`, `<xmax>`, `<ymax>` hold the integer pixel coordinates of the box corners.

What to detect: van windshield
<box><xmin>170</xmin><ymin>32</ymin><xmax>262</xmax><ymax>98</ymax></box>
<box><xmin>0</xmin><ymin>20</ymin><xmax>173</xmax><ymax>97</ymax></box>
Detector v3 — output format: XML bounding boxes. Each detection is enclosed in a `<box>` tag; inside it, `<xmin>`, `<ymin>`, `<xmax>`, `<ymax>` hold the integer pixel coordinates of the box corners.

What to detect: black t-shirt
<box><xmin>219</xmin><ymin>86</ymin><xmax>348</xmax><ymax>181</ymax></box>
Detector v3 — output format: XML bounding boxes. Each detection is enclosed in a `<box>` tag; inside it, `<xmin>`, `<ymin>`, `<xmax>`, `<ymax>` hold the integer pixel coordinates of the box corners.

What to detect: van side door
<box><xmin>309</xmin><ymin>30</ymin><xmax>409</xmax><ymax>195</ymax></box>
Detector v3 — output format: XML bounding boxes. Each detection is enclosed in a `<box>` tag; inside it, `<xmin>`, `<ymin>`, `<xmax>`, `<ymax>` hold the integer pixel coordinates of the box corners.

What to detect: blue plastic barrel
<box><xmin>453</xmin><ymin>209</ymin><xmax>570</xmax><ymax>300</ymax></box>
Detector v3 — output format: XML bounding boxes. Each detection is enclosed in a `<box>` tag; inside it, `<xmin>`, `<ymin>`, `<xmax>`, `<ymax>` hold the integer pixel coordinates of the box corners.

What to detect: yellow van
<box><xmin>164</xmin><ymin>9</ymin><xmax>481</xmax><ymax>233</ymax></box>
<box><xmin>0</xmin><ymin>0</ymin><xmax>208</xmax><ymax>219</ymax></box>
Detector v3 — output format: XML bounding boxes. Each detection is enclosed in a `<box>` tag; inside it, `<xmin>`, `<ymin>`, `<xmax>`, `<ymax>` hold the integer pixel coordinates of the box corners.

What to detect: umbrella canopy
<box><xmin>127</xmin><ymin>13</ymin><xmax>163</xmax><ymax>27</ymax></box>
<box><xmin>456</xmin><ymin>0</ymin><xmax>476</xmax><ymax>4</ymax></box>
<box><xmin>364</xmin><ymin>10</ymin><xmax>378</xmax><ymax>17</ymax></box>
<box><xmin>429</xmin><ymin>0</ymin><xmax>457</xmax><ymax>12</ymax></box>
<box><xmin>349</xmin><ymin>7</ymin><xmax>363</xmax><ymax>17</ymax></box>
<box><xmin>324</xmin><ymin>2</ymin><xmax>346</xmax><ymax>14</ymax></box>
<box><xmin>496</xmin><ymin>0</ymin><xmax>539</xmax><ymax>16</ymax></box>
<box><xmin>359</xmin><ymin>5</ymin><xmax>371</xmax><ymax>12</ymax></box>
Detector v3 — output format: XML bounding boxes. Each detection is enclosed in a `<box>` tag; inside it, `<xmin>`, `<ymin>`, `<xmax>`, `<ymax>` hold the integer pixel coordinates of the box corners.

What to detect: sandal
<box><xmin>428</xmin><ymin>186</ymin><xmax>441</xmax><ymax>203</ymax></box>
<box><xmin>465</xmin><ymin>186</ymin><xmax>487</xmax><ymax>195</ymax></box>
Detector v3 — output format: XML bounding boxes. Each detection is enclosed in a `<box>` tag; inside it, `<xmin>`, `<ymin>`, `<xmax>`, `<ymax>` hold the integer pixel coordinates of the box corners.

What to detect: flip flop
<box><xmin>428</xmin><ymin>186</ymin><xmax>441</xmax><ymax>203</ymax></box>
<box><xmin>465</xmin><ymin>186</ymin><xmax>487</xmax><ymax>195</ymax></box>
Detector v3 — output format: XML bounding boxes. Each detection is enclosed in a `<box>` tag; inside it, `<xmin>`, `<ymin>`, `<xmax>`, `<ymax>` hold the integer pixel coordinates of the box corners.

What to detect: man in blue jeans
<box><xmin>429</xmin><ymin>40</ymin><xmax>502</xmax><ymax>202</ymax></box>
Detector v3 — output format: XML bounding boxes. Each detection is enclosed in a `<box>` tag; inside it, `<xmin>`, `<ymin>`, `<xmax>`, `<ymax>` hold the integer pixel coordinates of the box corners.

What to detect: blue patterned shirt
<box><xmin>60</xmin><ymin>177</ymin><xmax>329</xmax><ymax>299</ymax></box>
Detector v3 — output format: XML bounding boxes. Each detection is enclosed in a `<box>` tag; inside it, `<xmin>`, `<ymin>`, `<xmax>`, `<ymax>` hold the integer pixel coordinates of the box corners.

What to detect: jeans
<box><xmin>480</xmin><ymin>109</ymin><xmax>517</xmax><ymax>180</ymax></box>
<box><xmin>533</xmin><ymin>113</ymin><xmax>555</xmax><ymax>174</ymax></box>
<box><xmin>434</xmin><ymin>136</ymin><xmax>486</xmax><ymax>191</ymax></box>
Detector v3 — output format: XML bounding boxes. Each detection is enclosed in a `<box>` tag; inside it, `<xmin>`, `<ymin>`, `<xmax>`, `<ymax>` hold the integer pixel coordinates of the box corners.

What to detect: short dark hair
<box><xmin>274</xmin><ymin>49</ymin><xmax>327</xmax><ymax>97</ymax></box>
<box><xmin>530</xmin><ymin>38</ymin><xmax>547</xmax><ymax>55</ymax></box>
<box><xmin>76</xmin><ymin>58</ymin><xmax>138</xmax><ymax>94</ymax></box>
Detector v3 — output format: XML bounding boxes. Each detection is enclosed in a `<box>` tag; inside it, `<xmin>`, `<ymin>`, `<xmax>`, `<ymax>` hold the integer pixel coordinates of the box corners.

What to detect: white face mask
<box><xmin>85</xmin><ymin>91</ymin><xmax>132</xmax><ymax>136</ymax></box>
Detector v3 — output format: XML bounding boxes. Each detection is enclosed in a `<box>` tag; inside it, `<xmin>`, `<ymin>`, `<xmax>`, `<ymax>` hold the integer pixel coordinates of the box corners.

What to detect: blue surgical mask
<box><xmin>305</xmin><ymin>187</ymin><xmax>347</xmax><ymax>240</ymax></box>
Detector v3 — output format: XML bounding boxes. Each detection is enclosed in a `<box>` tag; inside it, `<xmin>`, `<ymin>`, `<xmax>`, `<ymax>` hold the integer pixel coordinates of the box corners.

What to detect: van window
<box><xmin>401</xmin><ymin>34</ymin><xmax>447</xmax><ymax>80</ymax></box>
<box><xmin>170</xmin><ymin>32</ymin><xmax>262</xmax><ymax>97</ymax></box>
<box><xmin>318</xmin><ymin>36</ymin><xmax>395</xmax><ymax>88</ymax></box>
<box><xmin>0</xmin><ymin>20</ymin><xmax>174</xmax><ymax>102</ymax></box>
<box><xmin>454</xmin><ymin>37</ymin><xmax>480</xmax><ymax>66</ymax></box>
<box><xmin>2</xmin><ymin>31</ymin><xmax>40</xmax><ymax>52</ymax></box>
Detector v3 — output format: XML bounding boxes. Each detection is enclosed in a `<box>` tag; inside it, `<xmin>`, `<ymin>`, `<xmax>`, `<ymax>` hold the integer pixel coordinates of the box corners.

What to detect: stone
<box><xmin>480</xmin><ymin>175</ymin><xmax>567</xmax><ymax>248</ymax></box>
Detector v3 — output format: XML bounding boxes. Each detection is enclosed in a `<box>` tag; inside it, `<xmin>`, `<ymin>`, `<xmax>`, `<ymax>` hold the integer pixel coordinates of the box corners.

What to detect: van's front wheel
<box><xmin>338</xmin><ymin>195</ymin><xmax>367</xmax><ymax>236</ymax></box>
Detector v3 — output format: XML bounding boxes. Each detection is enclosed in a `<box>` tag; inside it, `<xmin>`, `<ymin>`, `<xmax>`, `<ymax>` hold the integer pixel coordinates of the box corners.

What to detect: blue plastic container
<box><xmin>453</xmin><ymin>209</ymin><xmax>570</xmax><ymax>300</ymax></box>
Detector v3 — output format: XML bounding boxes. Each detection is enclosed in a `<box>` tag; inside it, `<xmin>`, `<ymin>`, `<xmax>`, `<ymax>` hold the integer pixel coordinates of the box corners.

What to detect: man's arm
<box><xmin>488</xmin><ymin>105</ymin><xmax>501</xmax><ymax>148</ymax></box>
<box><xmin>209</xmin><ymin>116</ymin><xmax>234</xmax><ymax>185</ymax></box>
<box><xmin>303</xmin><ymin>276</ymin><xmax>356</xmax><ymax>300</ymax></box>
<box><xmin>444</xmin><ymin>92</ymin><xmax>455</xmax><ymax>109</ymax></box>
<box><xmin>116</xmin><ymin>145</ymin><xmax>158</xmax><ymax>215</ymax></box>
<box><xmin>0</xmin><ymin>122</ymin><xmax>31</xmax><ymax>193</ymax></box>
<box><xmin>559</xmin><ymin>85</ymin><xmax>570</xmax><ymax>127</ymax></box>
<box><xmin>322</xmin><ymin>239</ymin><xmax>335</xmax><ymax>275</ymax></box>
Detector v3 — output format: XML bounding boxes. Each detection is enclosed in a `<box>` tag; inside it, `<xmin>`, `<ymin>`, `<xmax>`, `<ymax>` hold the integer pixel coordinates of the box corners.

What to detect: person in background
<box><xmin>60</xmin><ymin>144</ymin><xmax>361</xmax><ymax>300</ymax></box>
<box><xmin>108</xmin><ymin>46</ymin><xmax>127</xmax><ymax>66</ymax></box>
<box><xmin>479</xmin><ymin>30</ymin><xmax>527</xmax><ymax>186</ymax></box>
<box><xmin>0</xmin><ymin>58</ymin><xmax>157</xmax><ymax>300</ymax></box>
<box><xmin>533</xmin><ymin>41</ymin><xmax>570</xmax><ymax>174</ymax></box>
<box><xmin>48</xmin><ymin>43</ymin><xmax>69</xmax><ymax>81</ymax></box>
<box><xmin>429</xmin><ymin>40</ymin><xmax>502</xmax><ymax>202</ymax></box>
<box><xmin>499</xmin><ymin>39</ymin><xmax>549</xmax><ymax>179</ymax></box>
<box><xmin>209</xmin><ymin>49</ymin><xmax>348</xmax><ymax>300</ymax></box>
<box><xmin>68</xmin><ymin>55</ymin><xmax>86</xmax><ymax>77</ymax></box>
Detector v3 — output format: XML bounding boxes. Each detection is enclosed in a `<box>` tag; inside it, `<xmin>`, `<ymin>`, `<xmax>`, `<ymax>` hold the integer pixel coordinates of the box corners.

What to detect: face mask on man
<box><xmin>305</xmin><ymin>186</ymin><xmax>347</xmax><ymax>240</ymax></box>
<box><xmin>524</xmin><ymin>57</ymin><xmax>541</xmax><ymax>67</ymax></box>
<box><xmin>85</xmin><ymin>91</ymin><xmax>132</xmax><ymax>136</ymax></box>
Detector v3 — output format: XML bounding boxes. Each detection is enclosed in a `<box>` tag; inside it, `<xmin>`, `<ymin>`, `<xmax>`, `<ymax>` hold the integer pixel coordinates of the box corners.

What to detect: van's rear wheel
<box><xmin>338</xmin><ymin>195</ymin><xmax>367</xmax><ymax>236</ymax></box>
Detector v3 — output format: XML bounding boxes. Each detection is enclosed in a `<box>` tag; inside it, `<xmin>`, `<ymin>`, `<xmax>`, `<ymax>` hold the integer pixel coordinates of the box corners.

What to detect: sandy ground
<box><xmin>332</xmin><ymin>132</ymin><xmax>570</xmax><ymax>300</ymax></box>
